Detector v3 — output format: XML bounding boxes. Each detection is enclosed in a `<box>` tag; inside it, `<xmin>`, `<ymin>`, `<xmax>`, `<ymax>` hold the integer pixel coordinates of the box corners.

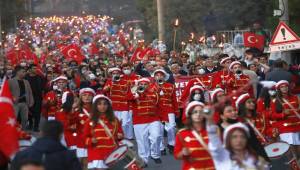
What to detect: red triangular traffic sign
<box><xmin>270</xmin><ymin>21</ymin><xmax>300</xmax><ymax>45</ymax></box>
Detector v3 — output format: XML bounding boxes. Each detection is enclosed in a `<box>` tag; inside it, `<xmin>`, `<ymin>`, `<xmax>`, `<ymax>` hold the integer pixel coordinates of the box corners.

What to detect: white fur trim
<box><xmin>229</xmin><ymin>61</ymin><xmax>241</xmax><ymax>71</ymax></box>
<box><xmin>210</xmin><ymin>88</ymin><xmax>224</xmax><ymax>101</ymax></box>
<box><xmin>235</xmin><ymin>93</ymin><xmax>250</xmax><ymax>108</ymax></box>
<box><xmin>220</xmin><ymin>57</ymin><xmax>232</xmax><ymax>64</ymax></box>
<box><xmin>108</xmin><ymin>67</ymin><xmax>121</xmax><ymax>73</ymax></box>
<box><xmin>275</xmin><ymin>80</ymin><xmax>289</xmax><ymax>90</ymax></box>
<box><xmin>190</xmin><ymin>85</ymin><xmax>204</xmax><ymax>93</ymax></box>
<box><xmin>93</xmin><ymin>94</ymin><xmax>112</xmax><ymax>104</ymax></box>
<box><xmin>79</xmin><ymin>88</ymin><xmax>96</xmax><ymax>96</ymax></box>
<box><xmin>61</xmin><ymin>91</ymin><xmax>70</xmax><ymax>104</ymax></box>
<box><xmin>185</xmin><ymin>101</ymin><xmax>205</xmax><ymax>117</ymax></box>
<box><xmin>223</xmin><ymin>122</ymin><xmax>250</xmax><ymax>143</ymax></box>
<box><xmin>152</xmin><ymin>69</ymin><xmax>170</xmax><ymax>81</ymax></box>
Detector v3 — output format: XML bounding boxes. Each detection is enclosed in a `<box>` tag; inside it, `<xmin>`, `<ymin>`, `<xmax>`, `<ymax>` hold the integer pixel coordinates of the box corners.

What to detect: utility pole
<box><xmin>157</xmin><ymin>0</ymin><xmax>165</xmax><ymax>42</ymax></box>
<box><xmin>279</xmin><ymin>0</ymin><xmax>291</xmax><ymax>63</ymax></box>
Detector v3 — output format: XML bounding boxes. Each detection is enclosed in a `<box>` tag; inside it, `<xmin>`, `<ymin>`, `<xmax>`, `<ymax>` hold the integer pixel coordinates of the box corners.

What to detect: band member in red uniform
<box><xmin>174</xmin><ymin>101</ymin><xmax>215</xmax><ymax>170</ymax></box>
<box><xmin>152</xmin><ymin>69</ymin><xmax>179</xmax><ymax>155</ymax></box>
<box><xmin>43</xmin><ymin>76</ymin><xmax>68</xmax><ymax>120</ymax></box>
<box><xmin>103</xmin><ymin>67</ymin><xmax>132</xmax><ymax>139</ymax></box>
<box><xmin>129</xmin><ymin>78</ymin><xmax>162</xmax><ymax>166</ymax></box>
<box><xmin>122</xmin><ymin>63</ymin><xmax>140</xmax><ymax>140</ymax></box>
<box><xmin>213</xmin><ymin>56</ymin><xmax>232</xmax><ymax>89</ymax></box>
<box><xmin>257</xmin><ymin>82</ymin><xmax>281</xmax><ymax>141</ymax></box>
<box><xmin>75</xmin><ymin>87</ymin><xmax>95</xmax><ymax>167</ymax></box>
<box><xmin>271</xmin><ymin>80</ymin><xmax>300</xmax><ymax>159</ymax></box>
<box><xmin>181</xmin><ymin>85</ymin><xmax>205</xmax><ymax>123</ymax></box>
<box><xmin>235</xmin><ymin>93</ymin><xmax>267</xmax><ymax>144</ymax></box>
<box><xmin>180</xmin><ymin>73</ymin><xmax>214</xmax><ymax>103</ymax></box>
<box><xmin>56</xmin><ymin>91</ymin><xmax>77</xmax><ymax>150</ymax></box>
<box><xmin>83</xmin><ymin>94</ymin><xmax>123</xmax><ymax>170</ymax></box>
<box><xmin>226</xmin><ymin>61</ymin><xmax>253</xmax><ymax>98</ymax></box>
<box><xmin>210</xmin><ymin>88</ymin><xmax>226</xmax><ymax>123</ymax></box>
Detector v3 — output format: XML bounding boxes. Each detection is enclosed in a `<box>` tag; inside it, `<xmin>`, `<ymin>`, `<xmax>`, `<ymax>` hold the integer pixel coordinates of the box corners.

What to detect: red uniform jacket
<box><xmin>271</xmin><ymin>95</ymin><xmax>300</xmax><ymax>134</ymax></box>
<box><xmin>225</xmin><ymin>73</ymin><xmax>253</xmax><ymax>97</ymax></box>
<box><xmin>129</xmin><ymin>86</ymin><xmax>160</xmax><ymax>124</ymax></box>
<box><xmin>103</xmin><ymin>78</ymin><xmax>130</xmax><ymax>111</ymax></box>
<box><xmin>174</xmin><ymin>128</ymin><xmax>215</xmax><ymax>170</ymax></box>
<box><xmin>213</xmin><ymin>70</ymin><xmax>231</xmax><ymax>89</ymax></box>
<box><xmin>180</xmin><ymin>74</ymin><xmax>214</xmax><ymax>103</ymax></box>
<box><xmin>123</xmin><ymin>74</ymin><xmax>140</xmax><ymax>111</ymax></box>
<box><xmin>42</xmin><ymin>90</ymin><xmax>63</xmax><ymax>118</ymax></box>
<box><xmin>55</xmin><ymin>109</ymin><xmax>77</xmax><ymax>147</ymax></box>
<box><xmin>83</xmin><ymin>116</ymin><xmax>123</xmax><ymax>161</ymax></box>
<box><xmin>75</xmin><ymin>106</ymin><xmax>91</xmax><ymax>148</ymax></box>
<box><xmin>153</xmin><ymin>82</ymin><xmax>179</xmax><ymax>121</ymax></box>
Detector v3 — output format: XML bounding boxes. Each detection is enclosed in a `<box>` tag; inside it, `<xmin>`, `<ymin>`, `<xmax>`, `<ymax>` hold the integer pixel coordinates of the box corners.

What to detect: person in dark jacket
<box><xmin>11</xmin><ymin>121</ymin><xmax>82</xmax><ymax>170</ymax></box>
<box><xmin>265</xmin><ymin>59</ymin><xmax>292</xmax><ymax>82</ymax></box>
<box><xmin>25</xmin><ymin>64</ymin><xmax>45</xmax><ymax>132</ymax></box>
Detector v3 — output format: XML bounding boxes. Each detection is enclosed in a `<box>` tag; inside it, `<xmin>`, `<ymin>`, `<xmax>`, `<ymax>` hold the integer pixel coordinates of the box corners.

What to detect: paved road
<box><xmin>145</xmin><ymin>152</ymin><xmax>181</xmax><ymax>170</ymax></box>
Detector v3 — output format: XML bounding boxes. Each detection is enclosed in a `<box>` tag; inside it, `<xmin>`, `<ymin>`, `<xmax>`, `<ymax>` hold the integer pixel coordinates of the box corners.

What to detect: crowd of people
<box><xmin>0</xmin><ymin>15</ymin><xmax>300</xmax><ymax>170</ymax></box>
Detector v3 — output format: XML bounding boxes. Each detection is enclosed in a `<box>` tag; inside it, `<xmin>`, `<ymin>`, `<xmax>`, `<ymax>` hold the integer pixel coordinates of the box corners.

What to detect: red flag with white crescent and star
<box><xmin>0</xmin><ymin>78</ymin><xmax>19</xmax><ymax>159</ymax></box>
<box><xmin>61</xmin><ymin>44</ymin><xmax>85</xmax><ymax>64</ymax></box>
<box><xmin>243</xmin><ymin>32</ymin><xmax>265</xmax><ymax>50</ymax></box>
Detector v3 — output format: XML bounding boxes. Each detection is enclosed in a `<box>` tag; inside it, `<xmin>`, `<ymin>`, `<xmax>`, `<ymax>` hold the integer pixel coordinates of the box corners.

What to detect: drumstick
<box><xmin>282</xmin><ymin>98</ymin><xmax>300</xmax><ymax>120</ymax></box>
<box><xmin>245</xmin><ymin>118</ymin><xmax>268</xmax><ymax>144</ymax></box>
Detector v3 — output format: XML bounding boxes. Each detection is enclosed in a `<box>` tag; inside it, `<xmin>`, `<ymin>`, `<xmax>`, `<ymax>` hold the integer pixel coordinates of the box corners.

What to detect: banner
<box><xmin>174</xmin><ymin>75</ymin><xmax>196</xmax><ymax>107</ymax></box>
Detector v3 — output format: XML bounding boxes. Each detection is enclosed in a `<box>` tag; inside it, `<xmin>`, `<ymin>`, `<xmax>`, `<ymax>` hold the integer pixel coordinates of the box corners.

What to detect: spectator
<box><xmin>11</xmin><ymin>120</ymin><xmax>82</xmax><ymax>170</ymax></box>
<box><xmin>25</xmin><ymin>64</ymin><xmax>45</xmax><ymax>131</ymax></box>
<box><xmin>203</xmin><ymin>58</ymin><xmax>217</xmax><ymax>74</ymax></box>
<box><xmin>265</xmin><ymin>60</ymin><xmax>292</xmax><ymax>82</ymax></box>
<box><xmin>9</xmin><ymin>66</ymin><xmax>34</xmax><ymax>129</ymax></box>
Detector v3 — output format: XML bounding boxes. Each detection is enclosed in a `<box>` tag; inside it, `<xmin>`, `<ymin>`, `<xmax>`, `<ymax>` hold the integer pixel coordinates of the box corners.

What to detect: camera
<box><xmin>202</xmin><ymin>108</ymin><xmax>212</xmax><ymax>115</ymax></box>
<box><xmin>137</xmin><ymin>86</ymin><xmax>145</xmax><ymax>93</ymax></box>
<box><xmin>112</xmin><ymin>75</ymin><xmax>120</xmax><ymax>82</ymax></box>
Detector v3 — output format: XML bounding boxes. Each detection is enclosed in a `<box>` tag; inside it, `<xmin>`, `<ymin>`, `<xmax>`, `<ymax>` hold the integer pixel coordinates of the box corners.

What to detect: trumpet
<box><xmin>131</xmin><ymin>85</ymin><xmax>145</xmax><ymax>94</ymax></box>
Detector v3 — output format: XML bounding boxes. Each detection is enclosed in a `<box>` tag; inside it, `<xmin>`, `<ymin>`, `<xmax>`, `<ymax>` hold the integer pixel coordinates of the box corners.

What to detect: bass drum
<box><xmin>105</xmin><ymin>145</ymin><xmax>144</xmax><ymax>170</ymax></box>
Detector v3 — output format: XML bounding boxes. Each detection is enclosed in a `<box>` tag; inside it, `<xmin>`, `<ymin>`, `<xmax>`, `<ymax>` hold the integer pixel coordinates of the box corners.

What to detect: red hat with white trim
<box><xmin>152</xmin><ymin>69</ymin><xmax>170</xmax><ymax>81</ymax></box>
<box><xmin>135</xmin><ymin>78</ymin><xmax>151</xmax><ymax>85</ymax></box>
<box><xmin>229</xmin><ymin>61</ymin><xmax>241</xmax><ymax>71</ymax></box>
<box><xmin>190</xmin><ymin>85</ymin><xmax>205</xmax><ymax>94</ymax></box>
<box><xmin>185</xmin><ymin>101</ymin><xmax>205</xmax><ymax>117</ymax></box>
<box><xmin>223</xmin><ymin>122</ymin><xmax>250</xmax><ymax>145</ymax></box>
<box><xmin>275</xmin><ymin>80</ymin><xmax>289</xmax><ymax>90</ymax></box>
<box><xmin>210</xmin><ymin>88</ymin><xmax>224</xmax><ymax>102</ymax></box>
<box><xmin>108</xmin><ymin>67</ymin><xmax>121</xmax><ymax>74</ymax></box>
<box><xmin>52</xmin><ymin>75</ymin><xmax>68</xmax><ymax>82</ymax></box>
<box><xmin>220</xmin><ymin>57</ymin><xmax>232</xmax><ymax>65</ymax></box>
<box><xmin>79</xmin><ymin>88</ymin><xmax>96</xmax><ymax>96</ymax></box>
<box><xmin>259</xmin><ymin>81</ymin><xmax>277</xmax><ymax>90</ymax></box>
<box><xmin>92</xmin><ymin>94</ymin><xmax>112</xmax><ymax>104</ymax></box>
<box><xmin>235</xmin><ymin>93</ymin><xmax>251</xmax><ymax>109</ymax></box>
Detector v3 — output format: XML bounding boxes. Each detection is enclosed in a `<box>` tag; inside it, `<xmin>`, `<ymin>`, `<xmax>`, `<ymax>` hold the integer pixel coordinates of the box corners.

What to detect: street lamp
<box><xmin>172</xmin><ymin>18</ymin><xmax>179</xmax><ymax>51</ymax></box>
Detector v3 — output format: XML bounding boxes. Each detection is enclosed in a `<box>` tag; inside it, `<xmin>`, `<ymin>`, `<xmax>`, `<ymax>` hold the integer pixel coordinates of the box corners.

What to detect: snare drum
<box><xmin>119</xmin><ymin>139</ymin><xmax>134</xmax><ymax>148</ymax></box>
<box><xmin>105</xmin><ymin>145</ymin><xmax>144</xmax><ymax>170</ymax></box>
<box><xmin>264</xmin><ymin>142</ymin><xmax>290</xmax><ymax>159</ymax></box>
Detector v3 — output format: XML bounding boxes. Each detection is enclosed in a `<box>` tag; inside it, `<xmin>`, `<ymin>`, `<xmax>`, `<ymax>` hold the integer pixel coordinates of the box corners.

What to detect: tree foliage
<box><xmin>135</xmin><ymin>0</ymin><xmax>283</xmax><ymax>46</ymax></box>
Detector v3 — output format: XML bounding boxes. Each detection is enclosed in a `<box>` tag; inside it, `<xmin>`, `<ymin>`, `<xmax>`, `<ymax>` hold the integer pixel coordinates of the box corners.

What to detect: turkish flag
<box><xmin>0</xmin><ymin>78</ymin><xmax>19</xmax><ymax>159</ymax></box>
<box><xmin>130</xmin><ymin>47</ymin><xmax>143</xmax><ymax>62</ymax></box>
<box><xmin>61</xmin><ymin>44</ymin><xmax>85</xmax><ymax>64</ymax></box>
<box><xmin>243</xmin><ymin>32</ymin><xmax>265</xmax><ymax>50</ymax></box>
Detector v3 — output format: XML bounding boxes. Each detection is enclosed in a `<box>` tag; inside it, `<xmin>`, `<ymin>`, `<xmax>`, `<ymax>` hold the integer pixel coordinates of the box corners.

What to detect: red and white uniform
<box><xmin>180</xmin><ymin>74</ymin><xmax>214</xmax><ymax>103</ymax></box>
<box><xmin>55</xmin><ymin>109</ymin><xmax>77</xmax><ymax>149</ymax></box>
<box><xmin>103</xmin><ymin>77</ymin><xmax>132</xmax><ymax>139</ymax></box>
<box><xmin>128</xmin><ymin>79</ymin><xmax>162</xmax><ymax>163</ymax></box>
<box><xmin>213</xmin><ymin>70</ymin><xmax>231</xmax><ymax>89</ymax></box>
<box><xmin>43</xmin><ymin>90</ymin><xmax>66</xmax><ymax>120</ymax></box>
<box><xmin>153</xmin><ymin>82</ymin><xmax>179</xmax><ymax>150</ymax></box>
<box><xmin>225</xmin><ymin>73</ymin><xmax>253</xmax><ymax>98</ymax></box>
<box><xmin>174</xmin><ymin>128</ymin><xmax>215</xmax><ymax>170</ymax></box>
<box><xmin>271</xmin><ymin>95</ymin><xmax>300</xmax><ymax>145</ymax></box>
<box><xmin>75</xmin><ymin>106</ymin><xmax>91</xmax><ymax>158</ymax></box>
<box><xmin>83</xmin><ymin>116</ymin><xmax>123</xmax><ymax>169</ymax></box>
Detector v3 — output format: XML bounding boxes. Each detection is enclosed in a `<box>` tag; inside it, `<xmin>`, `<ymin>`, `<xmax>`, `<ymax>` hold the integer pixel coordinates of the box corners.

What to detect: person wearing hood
<box><xmin>11</xmin><ymin>120</ymin><xmax>82</xmax><ymax>170</ymax></box>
